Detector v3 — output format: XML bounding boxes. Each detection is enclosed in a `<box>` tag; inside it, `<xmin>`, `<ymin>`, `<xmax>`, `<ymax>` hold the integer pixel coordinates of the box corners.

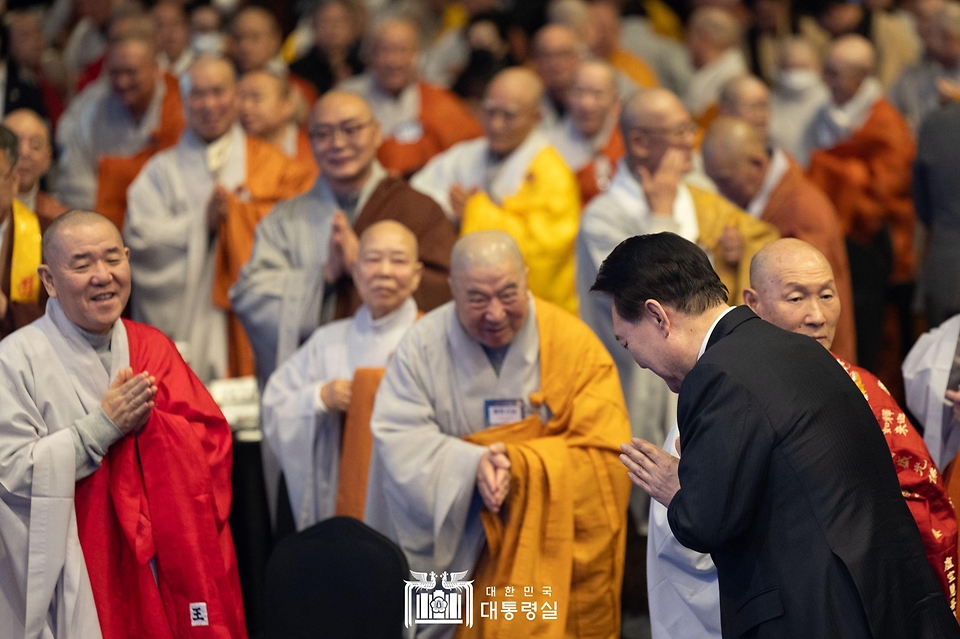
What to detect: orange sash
<box><xmin>334</xmin><ymin>367</ymin><xmax>387</xmax><ymax>519</ymax></box>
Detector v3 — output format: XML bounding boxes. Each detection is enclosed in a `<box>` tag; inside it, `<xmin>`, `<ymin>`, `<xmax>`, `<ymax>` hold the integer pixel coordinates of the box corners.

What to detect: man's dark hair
<box><xmin>591</xmin><ymin>232</ymin><xmax>729</xmax><ymax>321</ymax></box>
<box><xmin>0</xmin><ymin>125</ymin><xmax>19</xmax><ymax>171</ymax></box>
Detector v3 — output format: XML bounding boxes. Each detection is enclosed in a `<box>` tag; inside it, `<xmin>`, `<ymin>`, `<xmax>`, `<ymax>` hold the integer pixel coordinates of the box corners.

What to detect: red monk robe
<box><xmin>377</xmin><ymin>82</ymin><xmax>484</xmax><ymax>177</ymax></box>
<box><xmin>75</xmin><ymin>320</ymin><xmax>247</xmax><ymax>639</ymax></box>
<box><xmin>807</xmin><ymin>98</ymin><xmax>917</xmax><ymax>285</ymax></box>
<box><xmin>837</xmin><ymin>355</ymin><xmax>959</xmax><ymax>616</ymax></box>
<box><xmin>212</xmin><ymin>135</ymin><xmax>315</xmax><ymax>377</ymax></box>
<box><xmin>762</xmin><ymin>156</ymin><xmax>857</xmax><ymax>363</ymax></box>
<box><xmin>94</xmin><ymin>73</ymin><xmax>186</xmax><ymax>231</ymax></box>
<box><xmin>577</xmin><ymin>126</ymin><xmax>625</xmax><ymax>205</ymax></box>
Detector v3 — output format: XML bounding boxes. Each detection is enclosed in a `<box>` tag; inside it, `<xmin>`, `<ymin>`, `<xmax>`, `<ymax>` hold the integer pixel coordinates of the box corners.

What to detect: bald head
<box><xmin>547</xmin><ymin>0</ymin><xmax>592</xmax><ymax>39</ymax></box>
<box><xmin>451</xmin><ymin>230</ymin><xmax>525</xmax><ymax>281</ymax></box>
<box><xmin>368</xmin><ymin>17</ymin><xmax>421</xmax><ymax>95</ymax></box>
<box><xmin>688</xmin><ymin>7</ymin><xmax>740</xmax><ymax>68</ymax></box>
<box><xmin>232</xmin><ymin>7</ymin><xmax>282</xmax><ymax>73</ymax></box>
<box><xmin>483</xmin><ymin>68</ymin><xmax>544</xmax><ymax>155</ymax></box>
<box><xmin>620</xmin><ymin>88</ymin><xmax>695</xmax><ymax>173</ymax></box>
<box><xmin>823</xmin><ymin>35</ymin><xmax>875</xmax><ymax>105</ymax></box>
<box><xmin>718</xmin><ymin>75</ymin><xmax>771</xmax><ymax>136</ymax></box>
<box><xmin>702</xmin><ymin>117</ymin><xmax>770</xmax><ymax>208</ymax></box>
<box><xmin>188</xmin><ymin>55</ymin><xmax>239</xmax><ymax>142</ymax></box>
<box><xmin>745</xmin><ymin>239</ymin><xmax>840</xmax><ymax>350</ymax></box>
<box><xmin>533</xmin><ymin>24</ymin><xmax>582</xmax><ymax>99</ymax></box>
<box><xmin>42</xmin><ymin>211</ymin><xmax>120</xmax><ymax>265</ymax></box>
<box><xmin>570</xmin><ymin>60</ymin><xmax>619</xmax><ymax>137</ymax></box>
<box><xmin>620</xmin><ymin>88</ymin><xmax>686</xmax><ymax>134</ymax></box>
<box><xmin>777</xmin><ymin>36</ymin><xmax>820</xmax><ymax>71</ymax></box>
<box><xmin>354</xmin><ymin>220</ymin><xmax>423</xmax><ymax>318</ymax></box>
<box><xmin>309</xmin><ymin>91</ymin><xmax>381</xmax><ymax>189</ymax></box>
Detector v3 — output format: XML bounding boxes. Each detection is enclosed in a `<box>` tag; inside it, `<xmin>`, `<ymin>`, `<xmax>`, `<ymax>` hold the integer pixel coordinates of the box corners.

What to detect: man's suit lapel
<box><xmin>705</xmin><ymin>305</ymin><xmax>758</xmax><ymax>351</ymax></box>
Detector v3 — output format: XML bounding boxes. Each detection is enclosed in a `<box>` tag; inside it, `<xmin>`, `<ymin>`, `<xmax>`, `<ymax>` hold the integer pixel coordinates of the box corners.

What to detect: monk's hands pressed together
<box><xmin>449</xmin><ymin>184</ymin><xmax>478</xmax><ymax>222</ymax></box>
<box><xmin>477</xmin><ymin>442</ymin><xmax>512</xmax><ymax>513</ymax></box>
<box><xmin>718</xmin><ymin>225</ymin><xmax>745</xmax><ymax>267</ymax></box>
<box><xmin>323</xmin><ymin>211</ymin><xmax>359</xmax><ymax>283</ymax></box>
<box><xmin>101</xmin><ymin>367</ymin><xmax>157</xmax><ymax>435</ymax></box>
<box><xmin>620</xmin><ymin>437</ymin><xmax>680</xmax><ymax>507</ymax></box>
<box><xmin>320</xmin><ymin>379</ymin><xmax>353</xmax><ymax>412</ymax></box>
<box><xmin>206</xmin><ymin>185</ymin><xmax>232</xmax><ymax>233</ymax></box>
<box><xmin>638</xmin><ymin>148</ymin><xmax>685</xmax><ymax>217</ymax></box>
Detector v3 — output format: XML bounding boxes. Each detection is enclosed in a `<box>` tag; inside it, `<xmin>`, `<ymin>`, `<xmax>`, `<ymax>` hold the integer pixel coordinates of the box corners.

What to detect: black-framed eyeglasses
<box><xmin>308</xmin><ymin>119</ymin><xmax>374</xmax><ymax>145</ymax></box>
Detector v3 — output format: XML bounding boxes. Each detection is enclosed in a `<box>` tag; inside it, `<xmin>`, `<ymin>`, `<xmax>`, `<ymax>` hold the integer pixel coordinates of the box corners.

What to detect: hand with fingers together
<box><xmin>477</xmin><ymin>442</ymin><xmax>512</xmax><ymax>513</ymax></box>
<box><xmin>620</xmin><ymin>436</ymin><xmax>680</xmax><ymax>507</ymax></box>
<box><xmin>637</xmin><ymin>147</ymin><xmax>687</xmax><ymax>217</ymax></box>
<box><xmin>101</xmin><ymin>367</ymin><xmax>158</xmax><ymax>435</ymax></box>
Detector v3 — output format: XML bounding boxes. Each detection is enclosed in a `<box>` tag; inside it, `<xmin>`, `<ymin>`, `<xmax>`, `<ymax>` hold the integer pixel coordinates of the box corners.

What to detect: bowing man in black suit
<box><xmin>591</xmin><ymin>232</ymin><xmax>959</xmax><ymax>639</ymax></box>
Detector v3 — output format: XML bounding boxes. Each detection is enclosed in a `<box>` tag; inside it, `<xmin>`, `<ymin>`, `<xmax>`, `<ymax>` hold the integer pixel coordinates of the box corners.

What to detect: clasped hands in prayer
<box><xmin>101</xmin><ymin>367</ymin><xmax>157</xmax><ymax>434</ymax></box>
<box><xmin>620</xmin><ymin>437</ymin><xmax>681</xmax><ymax>507</ymax></box>
<box><xmin>477</xmin><ymin>443</ymin><xmax>511</xmax><ymax>513</ymax></box>
<box><xmin>323</xmin><ymin>211</ymin><xmax>360</xmax><ymax>284</ymax></box>
<box><xmin>636</xmin><ymin>148</ymin><xmax>744</xmax><ymax>267</ymax></box>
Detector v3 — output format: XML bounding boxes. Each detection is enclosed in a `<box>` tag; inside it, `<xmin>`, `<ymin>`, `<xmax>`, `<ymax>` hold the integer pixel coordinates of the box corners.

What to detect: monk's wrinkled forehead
<box><xmin>189</xmin><ymin>56</ymin><xmax>237</xmax><ymax>88</ymax></box>
<box><xmin>359</xmin><ymin>220</ymin><xmax>420</xmax><ymax>261</ymax></box>
<box><xmin>43</xmin><ymin>212</ymin><xmax>123</xmax><ymax>265</ymax></box>
<box><xmin>312</xmin><ymin>91</ymin><xmax>374</xmax><ymax>126</ymax></box>
<box><xmin>750</xmin><ymin>238</ymin><xmax>833</xmax><ymax>293</ymax></box>
<box><xmin>451</xmin><ymin>231</ymin><xmax>525</xmax><ymax>281</ymax></box>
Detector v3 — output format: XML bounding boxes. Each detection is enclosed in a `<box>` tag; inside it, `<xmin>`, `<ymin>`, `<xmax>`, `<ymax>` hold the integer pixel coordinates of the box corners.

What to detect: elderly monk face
<box><xmin>108</xmin><ymin>40</ymin><xmax>160</xmax><ymax>115</ymax></box>
<box><xmin>725</xmin><ymin>80</ymin><xmax>771</xmax><ymax>138</ymax></box>
<box><xmin>482</xmin><ymin>70</ymin><xmax>542</xmax><ymax>157</ymax></box>
<box><xmin>189</xmin><ymin>58</ymin><xmax>239</xmax><ymax>142</ymax></box>
<box><xmin>451</xmin><ymin>237</ymin><xmax>530</xmax><ymax>349</ymax></box>
<box><xmin>569</xmin><ymin>62</ymin><xmax>618</xmax><ymax>139</ymax></box>
<box><xmin>702</xmin><ymin>118</ymin><xmax>769</xmax><ymax>209</ymax></box>
<box><xmin>309</xmin><ymin>93</ymin><xmax>382</xmax><ymax>183</ymax></box>
<box><xmin>625</xmin><ymin>90</ymin><xmax>696</xmax><ymax>175</ymax></box>
<box><xmin>4</xmin><ymin>110</ymin><xmax>52</xmax><ymax>194</ymax></box>
<box><xmin>238</xmin><ymin>71</ymin><xmax>292</xmax><ymax>138</ymax></box>
<box><xmin>744</xmin><ymin>239</ymin><xmax>840</xmax><ymax>350</ymax></box>
<box><xmin>822</xmin><ymin>37</ymin><xmax>874</xmax><ymax>106</ymax></box>
<box><xmin>370</xmin><ymin>20</ymin><xmax>420</xmax><ymax>97</ymax></box>
<box><xmin>38</xmin><ymin>216</ymin><xmax>131</xmax><ymax>334</ymax></box>
<box><xmin>533</xmin><ymin>25</ymin><xmax>581</xmax><ymax>98</ymax></box>
<box><xmin>353</xmin><ymin>221</ymin><xmax>424</xmax><ymax>319</ymax></box>
<box><xmin>232</xmin><ymin>9</ymin><xmax>282</xmax><ymax>73</ymax></box>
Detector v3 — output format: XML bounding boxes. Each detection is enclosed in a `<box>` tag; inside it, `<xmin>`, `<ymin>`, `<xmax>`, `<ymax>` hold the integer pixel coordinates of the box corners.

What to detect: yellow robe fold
<box><xmin>461</xmin><ymin>149</ymin><xmax>582</xmax><ymax>315</ymax></box>
<box><xmin>689</xmin><ymin>186</ymin><xmax>781</xmax><ymax>304</ymax></box>
<box><xmin>459</xmin><ymin>298</ymin><xmax>632</xmax><ymax>639</ymax></box>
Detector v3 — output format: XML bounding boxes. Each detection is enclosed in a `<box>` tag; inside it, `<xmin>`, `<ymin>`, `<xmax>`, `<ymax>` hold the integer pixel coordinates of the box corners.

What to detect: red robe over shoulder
<box><xmin>576</xmin><ymin>126</ymin><xmax>625</xmax><ymax>205</ymax></box>
<box><xmin>762</xmin><ymin>157</ymin><xmax>857</xmax><ymax>363</ymax></box>
<box><xmin>807</xmin><ymin>98</ymin><xmax>917</xmax><ymax>284</ymax></box>
<box><xmin>837</xmin><ymin>355</ymin><xmax>959</xmax><ymax>617</ymax></box>
<box><xmin>75</xmin><ymin>320</ymin><xmax>247</xmax><ymax>638</ymax></box>
<box><xmin>376</xmin><ymin>82</ymin><xmax>484</xmax><ymax>177</ymax></box>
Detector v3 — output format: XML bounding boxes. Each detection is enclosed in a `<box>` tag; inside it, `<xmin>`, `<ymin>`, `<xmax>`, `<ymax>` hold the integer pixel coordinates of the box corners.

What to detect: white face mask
<box><xmin>191</xmin><ymin>32</ymin><xmax>227</xmax><ymax>55</ymax></box>
<box><xmin>777</xmin><ymin>69</ymin><xmax>820</xmax><ymax>94</ymax></box>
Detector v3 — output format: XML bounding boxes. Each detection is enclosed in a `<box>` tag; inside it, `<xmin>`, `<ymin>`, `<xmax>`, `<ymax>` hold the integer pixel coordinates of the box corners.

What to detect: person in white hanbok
<box><xmin>261</xmin><ymin>220</ymin><xmax>423</xmax><ymax>531</ymax></box>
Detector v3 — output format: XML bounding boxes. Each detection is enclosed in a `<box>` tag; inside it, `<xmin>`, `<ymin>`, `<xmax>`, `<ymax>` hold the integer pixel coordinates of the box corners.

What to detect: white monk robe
<box><xmin>261</xmin><ymin>298</ymin><xmax>417</xmax><ymax>530</ymax></box>
<box><xmin>647</xmin><ymin>423</ymin><xmax>722</xmax><ymax>639</ymax></box>
<box><xmin>365</xmin><ymin>297</ymin><xmax>542</xmax><ymax>638</ymax></box>
<box><xmin>338</xmin><ymin>74</ymin><xmax>422</xmax><ymax>142</ymax></box>
<box><xmin>0</xmin><ymin>299</ymin><xmax>137</xmax><ymax>639</ymax></box>
<box><xmin>56</xmin><ymin>78</ymin><xmax>169</xmax><ymax>209</ymax></box>
<box><xmin>684</xmin><ymin>49</ymin><xmax>748</xmax><ymax>121</ymax></box>
<box><xmin>903</xmin><ymin>313</ymin><xmax>960</xmax><ymax>468</ymax></box>
<box><xmin>549</xmin><ymin>112</ymin><xmax>620</xmax><ymax>193</ymax></box>
<box><xmin>577</xmin><ymin>159</ymin><xmax>700</xmax><ymax>447</ymax></box>
<box><xmin>124</xmin><ymin>123</ymin><xmax>248</xmax><ymax>383</ymax></box>
<box><xmin>230</xmin><ymin>162</ymin><xmax>389</xmax><ymax>389</ymax></box>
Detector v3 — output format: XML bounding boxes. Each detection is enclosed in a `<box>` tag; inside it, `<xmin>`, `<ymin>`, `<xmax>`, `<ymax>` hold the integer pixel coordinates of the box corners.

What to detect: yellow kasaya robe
<box><xmin>458</xmin><ymin>140</ymin><xmax>582</xmax><ymax>315</ymax></box>
<box><xmin>458</xmin><ymin>298</ymin><xmax>632</xmax><ymax>639</ymax></box>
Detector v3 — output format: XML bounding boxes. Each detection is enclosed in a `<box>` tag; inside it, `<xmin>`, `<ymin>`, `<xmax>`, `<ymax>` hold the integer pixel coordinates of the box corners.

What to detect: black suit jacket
<box><xmin>3</xmin><ymin>59</ymin><xmax>47</xmax><ymax>120</ymax></box>
<box><xmin>667</xmin><ymin>306</ymin><xmax>959</xmax><ymax>639</ymax></box>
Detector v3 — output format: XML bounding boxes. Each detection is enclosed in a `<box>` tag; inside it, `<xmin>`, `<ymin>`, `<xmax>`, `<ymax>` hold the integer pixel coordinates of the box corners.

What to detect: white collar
<box><xmin>747</xmin><ymin>148</ymin><xmax>789</xmax><ymax>218</ymax></box>
<box><xmin>698</xmin><ymin>306</ymin><xmax>736</xmax><ymax>360</ymax></box>
<box><xmin>17</xmin><ymin>184</ymin><xmax>40</xmax><ymax>213</ymax></box>
<box><xmin>355</xmin><ymin>297</ymin><xmax>418</xmax><ymax>332</ymax></box>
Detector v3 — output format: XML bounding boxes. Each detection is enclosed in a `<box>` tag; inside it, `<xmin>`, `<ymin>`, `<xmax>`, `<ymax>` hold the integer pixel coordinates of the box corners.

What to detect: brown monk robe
<box><xmin>94</xmin><ymin>73</ymin><xmax>186</xmax><ymax>231</ymax></box>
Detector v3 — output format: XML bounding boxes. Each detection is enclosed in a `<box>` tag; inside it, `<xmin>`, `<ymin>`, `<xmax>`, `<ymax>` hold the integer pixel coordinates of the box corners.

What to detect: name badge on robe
<box><xmin>485</xmin><ymin>399</ymin><xmax>524</xmax><ymax>426</ymax></box>
<box><xmin>393</xmin><ymin>121</ymin><xmax>424</xmax><ymax>144</ymax></box>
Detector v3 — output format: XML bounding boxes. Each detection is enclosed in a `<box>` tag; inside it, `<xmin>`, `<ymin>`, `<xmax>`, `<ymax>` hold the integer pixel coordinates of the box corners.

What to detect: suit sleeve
<box><xmin>667</xmin><ymin>363</ymin><xmax>777</xmax><ymax>553</ymax></box>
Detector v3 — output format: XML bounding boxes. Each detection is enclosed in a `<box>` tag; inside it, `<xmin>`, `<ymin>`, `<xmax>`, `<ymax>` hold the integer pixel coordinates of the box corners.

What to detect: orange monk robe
<box><xmin>807</xmin><ymin>98</ymin><xmax>917</xmax><ymax>284</ymax></box>
<box><xmin>94</xmin><ymin>73</ymin><xmax>186</xmax><ymax>231</ymax></box>
<box><xmin>211</xmin><ymin>137</ymin><xmax>315</xmax><ymax>377</ymax></box>
<box><xmin>837</xmin><ymin>356</ymin><xmax>959</xmax><ymax>616</ymax></box>
<box><xmin>32</xmin><ymin>191</ymin><xmax>69</xmax><ymax>228</ymax></box>
<box><xmin>577</xmin><ymin>126</ymin><xmax>625</xmax><ymax>205</ymax></box>
<box><xmin>290</xmin><ymin>72</ymin><xmax>320</xmax><ymax>111</ymax></box>
<box><xmin>459</xmin><ymin>299</ymin><xmax>633</xmax><ymax>639</ymax></box>
<box><xmin>377</xmin><ymin>82</ymin><xmax>484</xmax><ymax>177</ymax></box>
<box><xmin>609</xmin><ymin>49</ymin><xmax>660</xmax><ymax>90</ymax></box>
<box><xmin>760</xmin><ymin>156</ymin><xmax>857</xmax><ymax>363</ymax></box>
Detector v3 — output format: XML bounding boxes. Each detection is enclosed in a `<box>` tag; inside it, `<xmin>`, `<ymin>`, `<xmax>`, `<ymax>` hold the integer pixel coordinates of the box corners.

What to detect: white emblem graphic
<box><xmin>404</xmin><ymin>570</ymin><xmax>474</xmax><ymax>628</ymax></box>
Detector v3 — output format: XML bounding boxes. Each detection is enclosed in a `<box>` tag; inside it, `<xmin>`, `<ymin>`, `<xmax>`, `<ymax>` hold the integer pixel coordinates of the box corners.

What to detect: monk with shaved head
<box><xmin>702</xmin><ymin>117</ymin><xmax>857</xmax><ymax>362</ymax></box>
<box><xmin>684</xmin><ymin>7</ymin><xmax>747</xmax><ymax>122</ymax></box>
<box><xmin>125</xmin><ymin>54</ymin><xmax>314</xmax><ymax>384</ymax></box>
<box><xmin>549</xmin><ymin>60</ymin><xmax>624</xmax><ymax>203</ymax></box>
<box><xmin>412</xmin><ymin>66</ymin><xmax>582</xmax><ymax>314</ymax></box>
<box><xmin>578</xmin><ymin>89</ymin><xmax>778</xmax><ymax>458</ymax></box>
<box><xmin>0</xmin><ymin>210</ymin><xmax>246</xmax><ymax>639</ymax></box>
<box><xmin>339</xmin><ymin>16</ymin><xmax>483</xmax><ymax>176</ymax></box>
<box><xmin>4</xmin><ymin>109</ymin><xmax>68</xmax><ymax>226</ymax></box>
<box><xmin>262</xmin><ymin>219</ymin><xmax>423</xmax><ymax>529</ymax></box>
<box><xmin>804</xmin><ymin>34</ymin><xmax>917</xmax><ymax>374</ymax></box>
<box><xmin>366</xmin><ymin>229</ymin><xmax>631</xmax><ymax>638</ymax></box>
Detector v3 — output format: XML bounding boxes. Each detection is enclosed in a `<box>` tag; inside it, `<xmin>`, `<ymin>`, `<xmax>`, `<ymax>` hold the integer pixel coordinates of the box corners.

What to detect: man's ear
<box><xmin>644</xmin><ymin>299</ymin><xmax>670</xmax><ymax>335</ymax></box>
<box><xmin>37</xmin><ymin>264</ymin><xmax>57</xmax><ymax>298</ymax></box>
<box><xmin>743</xmin><ymin>288</ymin><xmax>760</xmax><ymax>313</ymax></box>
